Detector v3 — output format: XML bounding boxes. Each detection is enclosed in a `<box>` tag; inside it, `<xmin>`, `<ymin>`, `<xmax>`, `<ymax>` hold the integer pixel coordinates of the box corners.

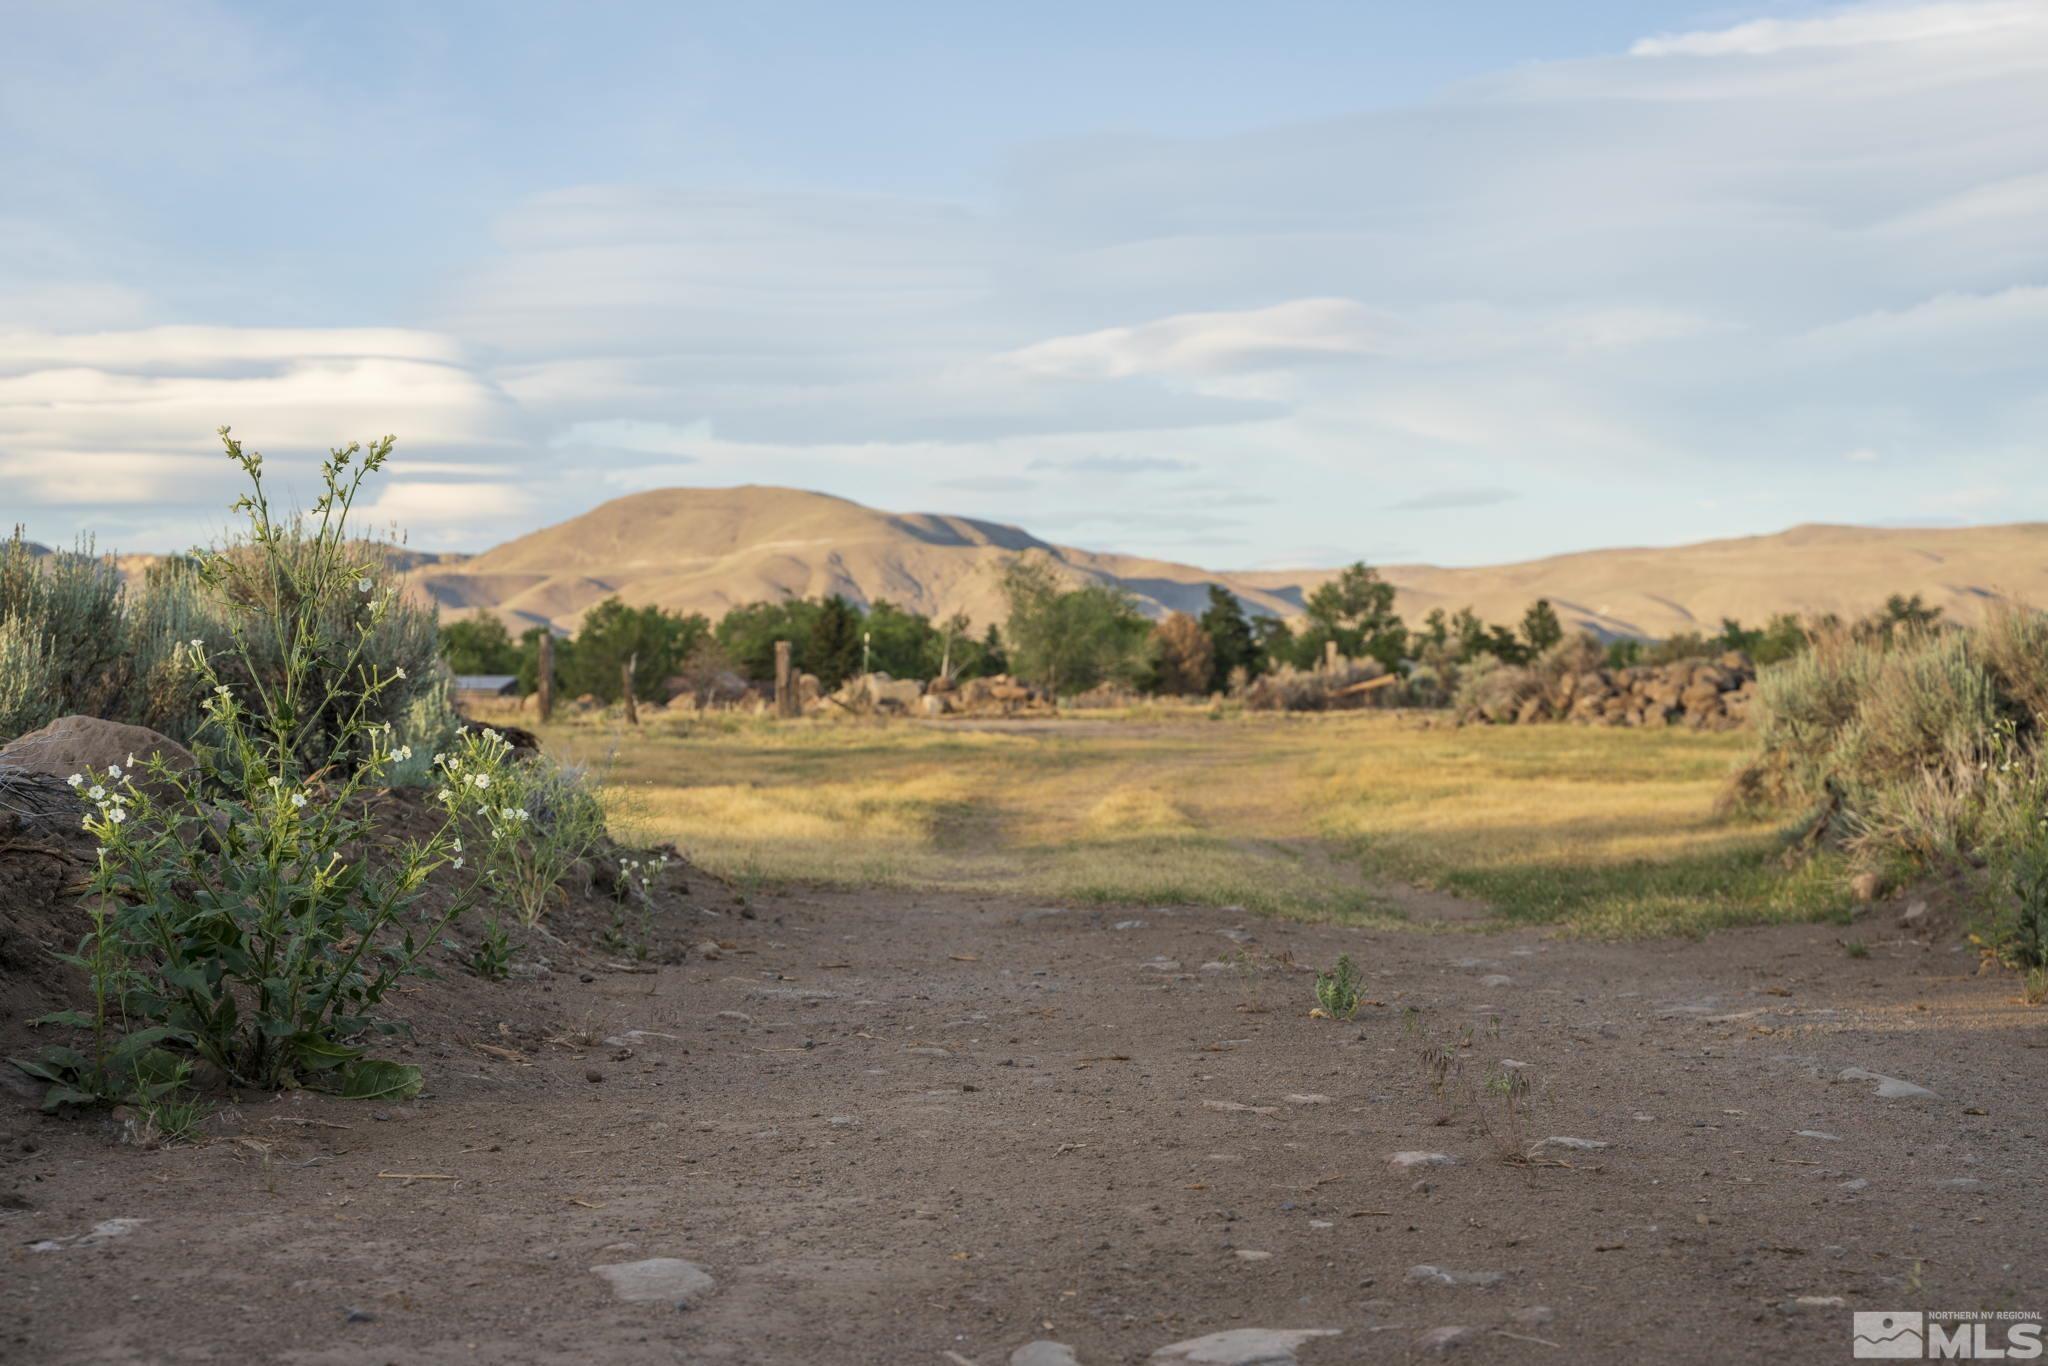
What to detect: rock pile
<box><xmin>818</xmin><ymin>672</ymin><xmax>1051</xmax><ymax>718</ymax></box>
<box><xmin>1464</xmin><ymin>651</ymin><xmax>1757</xmax><ymax>731</ymax></box>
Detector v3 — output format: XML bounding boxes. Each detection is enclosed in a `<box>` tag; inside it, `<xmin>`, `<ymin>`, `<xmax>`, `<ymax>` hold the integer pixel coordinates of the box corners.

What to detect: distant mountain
<box><xmin>381</xmin><ymin>486</ymin><xmax>2048</xmax><ymax>640</ymax></box>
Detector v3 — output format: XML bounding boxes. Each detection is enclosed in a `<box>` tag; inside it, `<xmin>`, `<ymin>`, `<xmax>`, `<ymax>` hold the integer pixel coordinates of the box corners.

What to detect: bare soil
<box><xmin>2</xmin><ymin>869</ymin><xmax>2043</xmax><ymax>1364</ymax></box>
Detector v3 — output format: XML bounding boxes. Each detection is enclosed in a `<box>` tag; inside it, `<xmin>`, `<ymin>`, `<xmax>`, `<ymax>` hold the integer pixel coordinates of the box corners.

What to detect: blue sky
<box><xmin>4</xmin><ymin>1</ymin><xmax>2045</xmax><ymax>567</ymax></box>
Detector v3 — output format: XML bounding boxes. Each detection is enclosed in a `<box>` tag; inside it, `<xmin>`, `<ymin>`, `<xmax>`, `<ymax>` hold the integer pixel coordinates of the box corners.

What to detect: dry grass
<box><xmin>512</xmin><ymin>705</ymin><xmax>1846</xmax><ymax>937</ymax></box>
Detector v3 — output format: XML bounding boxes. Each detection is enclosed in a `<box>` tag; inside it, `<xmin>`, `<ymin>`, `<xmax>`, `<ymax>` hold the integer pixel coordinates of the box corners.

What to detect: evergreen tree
<box><xmin>1198</xmin><ymin>585</ymin><xmax>1260</xmax><ymax>688</ymax></box>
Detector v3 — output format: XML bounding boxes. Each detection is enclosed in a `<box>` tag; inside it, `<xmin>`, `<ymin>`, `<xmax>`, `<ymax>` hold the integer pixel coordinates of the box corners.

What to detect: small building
<box><xmin>453</xmin><ymin>674</ymin><xmax>520</xmax><ymax>706</ymax></box>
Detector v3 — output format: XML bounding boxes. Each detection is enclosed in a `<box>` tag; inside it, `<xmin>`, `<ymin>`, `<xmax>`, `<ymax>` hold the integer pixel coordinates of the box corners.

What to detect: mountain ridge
<box><xmin>396</xmin><ymin>485</ymin><xmax>2048</xmax><ymax>641</ymax></box>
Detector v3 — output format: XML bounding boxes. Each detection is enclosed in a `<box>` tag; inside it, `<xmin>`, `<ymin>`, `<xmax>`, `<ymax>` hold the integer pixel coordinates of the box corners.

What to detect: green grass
<box><xmin>509</xmin><ymin>705</ymin><xmax>1846</xmax><ymax>937</ymax></box>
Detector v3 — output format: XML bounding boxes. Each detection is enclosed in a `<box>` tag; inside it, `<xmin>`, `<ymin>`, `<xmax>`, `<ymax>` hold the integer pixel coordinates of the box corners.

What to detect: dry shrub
<box><xmin>1242</xmin><ymin>658</ymin><xmax>1388</xmax><ymax>712</ymax></box>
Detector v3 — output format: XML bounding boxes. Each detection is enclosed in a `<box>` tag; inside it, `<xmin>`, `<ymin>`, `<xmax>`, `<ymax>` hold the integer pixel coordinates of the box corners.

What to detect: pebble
<box><xmin>1795</xmin><ymin>1130</ymin><xmax>1842</xmax><ymax>1142</ymax></box>
<box><xmin>1414</xmin><ymin>1325</ymin><xmax>1475</xmax><ymax>1353</ymax></box>
<box><xmin>1406</xmin><ymin>1265</ymin><xmax>1503</xmax><ymax>1288</ymax></box>
<box><xmin>1839</xmin><ymin>1178</ymin><xmax>1870</xmax><ymax>1191</ymax></box>
<box><xmin>1205</xmin><ymin>1100</ymin><xmax>1280</xmax><ymax>1116</ymax></box>
<box><xmin>694</xmin><ymin>941</ymin><xmax>723</xmax><ymax>960</ymax></box>
<box><xmin>713</xmin><ymin>1011</ymin><xmax>754</xmax><ymax>1025</ymax></box>
<box><xmin>1510</xmin><ymin>1306</ymin><xmax>1555</xmax><ymax>1327</ymax></box>
<box><xmin>344</xmin><ymin>1307</ymin><xmax>376</xmax><ymax>1324</ymax></box>
<box><xmin>1480</xmin><ymin>975</ymin><xmax>1512</xmax><ymax>988</ymax></box>
<box><xmin>1011</xmin><ymin>1342</ymin><xmax>1083</xmax><ymax>1366</ymax></box>
<box><xmin>1234</xmin><ymin>1249</ymin><xmax>1273</xmax><ymax>1262</ymax></box>
<box><xmin>1113</xmin><ymin>919</ymin><xmax>1147</xmax><ymax>931</ymax></box>
<box><xmin>1148</xmin><ymin>1327</ymin><xmax>1341</xmax><ymax>1364</ymax></box>
<box><xmin>1837</xmin><ymin>1067</ymin><xmax>1938</xmax><ymax>1099</ymax></box>
<box><xmin>1282</xmin><ymin>1094</ymin><xmax>1331</xmax><ymax>1105</ymax></box>
<box><xmin>1530</xmin><ymin>1136</ymin><xmax>1607</xmax><ymax>1152</ymax></box>
<box><xmin>591</xmin><ymin>1258</ymin><xmax>717</xmax><ymax>1304</ymax></box>
<box><xmin>1389</xmin><ymin>1152</ymin><xmax>1458</xmax><ymax>1169</ymax></box>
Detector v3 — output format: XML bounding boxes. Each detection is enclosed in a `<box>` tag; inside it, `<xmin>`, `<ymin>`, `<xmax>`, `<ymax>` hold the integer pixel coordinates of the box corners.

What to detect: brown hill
<box><xmin>403</xmin><ymin>485</ymin><xmax>2048</xmax><ymax>640</ymax></box>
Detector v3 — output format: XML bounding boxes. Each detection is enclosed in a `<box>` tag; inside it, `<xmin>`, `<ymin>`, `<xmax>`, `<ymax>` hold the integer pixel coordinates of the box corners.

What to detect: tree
<box><xmin>1151</xmin><ymin>612</ymin><xmax>1216</xmax><ymax>695</ymax></box>
<box><xmin>1521</xmin><ymin>599</ymin><xmax>1563</xmax><ymax>655</ymax></box>
<box><xmin>997</xmin><ymin>557</ymin><xmax>1149</xmax><ymax>696</ymax></box>
<box><xmin>807</xmin><ymin>594</ymin><xmax>864</xmax><ymax>689</ymax></box>
<box><xmin>440</xmin><ymin>612</ymin><xmax>520</xmax><ymax>676</ymax></box>
<box><xmin>715</xmin><ymin>598</ymin><xmax>821</xmax><ymax>683</ymax></box>
<box><xmin>864</xmin><ymin>599</ymin><xmax>942</xmax><ymax>678</ymax></box>
<box><xmin>571</xmin><ymin>597</ymin><xmax>709</xmax><ymax>702</ymax></box>
<box><xmin>1302</xmin><ymin>562</ymin><xmax>1407</xmax><ymax>669</ymax></box>
<box><xmin>1198</xmin><ymin>585</ymin><xmax>1260</xmax><ymax>688</ymax></box>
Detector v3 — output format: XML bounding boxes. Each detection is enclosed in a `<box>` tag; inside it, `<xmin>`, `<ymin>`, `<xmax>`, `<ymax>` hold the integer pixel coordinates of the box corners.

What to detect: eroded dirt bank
<box><xmin>3</xmin><ymin>890</ymin><xmax>2042</xmax><ymax>1364</ymax></box>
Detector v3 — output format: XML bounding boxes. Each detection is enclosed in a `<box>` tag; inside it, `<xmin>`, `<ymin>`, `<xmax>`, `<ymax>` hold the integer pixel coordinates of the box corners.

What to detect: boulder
<box><xmin>0</xmin><ymin>716</ymin><xmax>196</xmax><ymax>799</ymax></box>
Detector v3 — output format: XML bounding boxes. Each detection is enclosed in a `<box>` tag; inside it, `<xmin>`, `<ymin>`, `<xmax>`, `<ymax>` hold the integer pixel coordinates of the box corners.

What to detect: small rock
<box><xmin>1234</xmin><ymin>1249</ymin><xmax>1273</xmax><ymax>1262</ymax></box>
<box><xmin>1848</xmin><ymin>871</ymin><xmax>1883</xmax><ymax>903</ymax></box>
<box><xmin>1530</xmin><ymin>1136</ymin><xmax>1608</xmax><ymax>1152</ymax></box>
<box><xmin>1795</xmin><ymin>1130</ymin><xmax>1842</xmax><ymax>1142</ymax></box>
<box><xmin>344</xmin><ymin>1307</ymin><xmax>376</xmax><ymax>1324</ymax></box>
<box><xmin>1406</xmin><ymin>1265</ymin><xmax>1503</xmax><ymax>1288</ymax></box>
<box><xmin>1839</xmin><ymin>1178</ymin><xmax>1870</xmax><ymax>1191</ymax></box>
<box><xmin>1479</xmin><ymin>975</ymin><xmax>1512</xmax><ymax>988</ymax></box>
<box><xmin>694</xmin><ymin>941</ymin><xmax>723</xmax><ymax>960</ymax></box>
<box><xmin>1901</xmin><ymin>900</ymin><xmax>1929</xmax><ymax>927</ymax></box>
<box><xmin>591</xmin><ymin>1258</ymin><xmax>716</xmax><ymax>1304</ymax></box>
<box><xmin>1792</xmin><ymin>1295</ymin><xmax>1846</xmax><ymax>1310</ymax></box>
<box><xmin>585</xmin><ymin>1069</ymin><xmax>605</xmax><ymax>1083</ymax></box>
<box><xmin>713</xmin><ymin>1010</ymin><xmax>753</xmax><ymax>1025</ymax></box>
<box><xmin>1509</xmin><ymin>1306</ymin><xmax>1555</xmax><ymax>1327</ymax></box>
<box><xmin>1837</xmin><ymin>1067</ymin><xmax>1938</xmax><ymax>1099</ymax></box>
<box><xmin>1011</xmin><ymin>1342</ymin><xmax>1082</xmax><ymax>1366</ymax></box>
<box><xmin>1147</xmin><ymin>1327</ymin><xmax>1340</xmax><ymax>1364</ymax></box>
<box><xmin>1113</xmin><ymin>919</ymin><xmax>1147</xmax><ymax>931</ymax></box>
<box><xmin>1414</xmin><ymin>1325</ymin><xmax>1475</xmax><ymax>1354</ymax></box>
<box><xmin>1282</xmin><ymin>1094</ymin><xmax>1331</xmax><ymax>1106</ymax></box>
<box><xmin>1389</xmin><ymin>1151</ymin><xmax>1457</xmax><ymax>1169</ymax></box>
<box><xmin>1204</xmin><ymin>1099</ymin><xmax>1279</xmax><ymax>1116</ymax></box>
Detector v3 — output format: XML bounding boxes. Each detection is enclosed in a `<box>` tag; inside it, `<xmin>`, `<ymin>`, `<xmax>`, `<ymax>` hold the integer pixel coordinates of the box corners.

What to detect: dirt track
<box><xmin>3</xmin><ymin>887</ymin><xmax>2042</xmax><ymax>1364</ymax></box>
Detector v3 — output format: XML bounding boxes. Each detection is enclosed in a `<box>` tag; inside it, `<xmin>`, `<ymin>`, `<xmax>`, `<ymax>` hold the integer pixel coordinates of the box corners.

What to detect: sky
<box><xmin>3</xmin><ymin>1</ymin><xmax>2045</xmax><ymax>569</ymax></box>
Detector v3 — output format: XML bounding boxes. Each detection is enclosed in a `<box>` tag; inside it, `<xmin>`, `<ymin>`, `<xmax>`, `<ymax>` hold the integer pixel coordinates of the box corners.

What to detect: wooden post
<box><xmin>1323</xmin><ymin>638</ymin><xmax>1340</xmax><ymax>675</ymax></box>
<box><xmin>537</xmin><ymin>632</ymin><xmax>555</xmax><ymax>723</ymax></box>
<box><xmin>622</xmin><ymin>652</ymin><xmax>639</xmax><ymax>725</ymax></box>
<box><xmin>774</xmin><ymin>640</ymin><xmax>795</xmax><ymax>718</ymax></box>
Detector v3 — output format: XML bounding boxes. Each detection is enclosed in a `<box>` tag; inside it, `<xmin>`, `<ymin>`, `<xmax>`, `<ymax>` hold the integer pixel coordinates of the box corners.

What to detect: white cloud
<box><xmin>1002</xmin><ymin>298</ymin><xmax>1385</xmax><ymax>380</ymax></box>
<box><xmin>1631</xmin><ymin>2</ymin><xmax>2045</xmax><ymax>58</ymax></box>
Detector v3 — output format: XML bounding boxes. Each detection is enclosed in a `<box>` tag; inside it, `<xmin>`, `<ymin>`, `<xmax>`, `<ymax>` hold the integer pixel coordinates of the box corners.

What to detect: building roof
<box><xmin>453</xmin><ymin>674</ymin><xmax>519</xmax><ymax>693</ymax></box>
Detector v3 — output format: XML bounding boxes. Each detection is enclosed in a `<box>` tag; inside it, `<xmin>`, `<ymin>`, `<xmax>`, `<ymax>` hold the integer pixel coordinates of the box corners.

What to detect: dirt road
<box><xmin>3</xmin><ymin>888</ymin><xmax>2041</xmax><ymax>1364</ymax></box>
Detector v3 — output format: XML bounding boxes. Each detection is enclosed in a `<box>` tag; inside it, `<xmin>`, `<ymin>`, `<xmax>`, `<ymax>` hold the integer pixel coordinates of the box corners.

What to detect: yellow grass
<box><xmin>515</xmin><ymin>705</ymin><xmax>1845</xmax><ymax>937</ymax></box>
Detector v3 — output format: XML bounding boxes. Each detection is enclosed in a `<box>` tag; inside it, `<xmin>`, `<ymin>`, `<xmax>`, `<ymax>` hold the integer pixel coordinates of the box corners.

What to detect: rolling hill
<box><xmin>404</xmin><ymin>485</ymin><xmax>2048</xmax><ymax>641</ymax></box>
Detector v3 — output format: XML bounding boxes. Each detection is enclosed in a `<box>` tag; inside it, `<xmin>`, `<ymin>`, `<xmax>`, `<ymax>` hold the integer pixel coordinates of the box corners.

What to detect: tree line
<box><xmin>439</xmin><ymin>559</ymin><xmax>1946</xmax><ymax>704</ymax></box>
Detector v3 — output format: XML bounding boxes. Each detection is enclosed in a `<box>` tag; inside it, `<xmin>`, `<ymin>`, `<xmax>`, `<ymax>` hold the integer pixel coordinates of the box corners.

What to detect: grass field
<box><xmin>511</xmin><ymin>706</ymin><xmax>1848</xmax><ymax>938</ymax></box>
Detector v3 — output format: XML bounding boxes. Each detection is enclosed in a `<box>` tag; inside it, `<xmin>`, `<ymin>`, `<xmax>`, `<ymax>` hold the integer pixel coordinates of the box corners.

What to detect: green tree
<box><xmin>1198</xmin><ymin>585</ymin><xmax>1260</xmax><ymax>688</ymax></box>
<box><xmin>807</xmin><ymin>594</ymin><xmax>864</xmax><ymax>689</ymax></box>
<box><xmin>440</xmin><ymin>612</ymin><xmax>519</xmax><ymax>676</ymax></box>
<box><xmin>864</xmin><ymin>599</ymin><xmax>941</xmax><ymax>678</ymax></box>
<box><xmin>1521</xmin><ymin>599</ymin><xmax>1563</xmax><ymax>655</ymax></box>
<box><xmin>1299</xmin><ymin>562</ymin><xmax>1407</xmax><ymax>670</ymax></box>
<box><xmin>714</xmin><ymin>598</ymin><xmax>821</xmax><ymax>683</ymax></box>
<box><xmin>998</xmin><ymin>558</ymin><xmax>1150</xmax><ymax>696</ymax></box>
<box><xmin>571</xmin><ymin>597</ymin><xmax>709</xmax><ymax>702</ymax></box>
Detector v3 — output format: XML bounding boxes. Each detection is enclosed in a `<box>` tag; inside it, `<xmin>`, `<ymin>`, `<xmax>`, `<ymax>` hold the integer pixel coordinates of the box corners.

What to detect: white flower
<box><xmin>189</xmin><ymin>638</ymin><xmax>203</xmax><ymax>649</ymax></box>
<box><xmin>291</xmin><ymin>792</ymin><xmax>308</xmax><ymax>809</ymax></box>
<box><xmin>88</xmin><ymin>785</ymin><xmax>105</xmax><ymax>801</ymax></box>
<box><xmin>357</xmin><ymin>576</ymin><xmax>373</xmax><ymax>593</ymax></box>
<box><xmin>108</xmin><ymin>807</ymin><xmax>127</xmax><ymax>825</ymax></box>
<box><xmin>268</xmin><ymin>776</ymin><xmax>283</xmax><ymax>788</ymax></box>
<box><xmin>125</xmin><ymin>753</ymin><xmax>135</xmax><ymax>767</ymax></box>
<box><xmin>66</xmin><ymin>774</ymin><xmax>82</xmax><ymax>788</ymax></box>
<box><xmin>394</xmin><ymin>667</ymin><xmax>406</xmax><ymax>680</ymax></box>
<box><xmin>107</xmin><ymin>764</ymin><xmax>121</xmax><ymax>779</ymax></box>
<box><xmin>451</xmin><ymin>838</ymin><xmax>463</xmax><ymax>853</ymax></box>
<box><xmin>214</xmin><ymin>684</ymin><xmax>230</xmax><ymax>697</ymax></box>
<box><xmin>452</xmin><ymin>856</ymin><xmax>464</xmax><ymax>870</ymax></box>
<box><xmin>437</xmin><ymin>788</ymin><xmax>454</xmax><ymax>804</ymax></box>
<box><xmin>472</xmin><ymin>774</ymin><xmax>491</xmax><ymax>790</ymax></box>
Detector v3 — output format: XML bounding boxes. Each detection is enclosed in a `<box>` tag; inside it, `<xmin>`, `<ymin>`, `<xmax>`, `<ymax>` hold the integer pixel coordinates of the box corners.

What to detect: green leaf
<box><xmin>289</xmin><ymin>1035</ymin><xmax>363</xmax><ymax>1073</ymax></box>
<box><xmin>334</xmin><ymin>1058</ymin><xmax>422</xmax><ymax>1101</ymax></box>
<box><xmin>29</xmin><ymin>1010</ymin><xmax>93</xmax><ymax>1030</ymax></box>
<box><xmin>40</xmin><ymin>1084</ymin><xmax>105</xmax><ymax>1112</ymax></box>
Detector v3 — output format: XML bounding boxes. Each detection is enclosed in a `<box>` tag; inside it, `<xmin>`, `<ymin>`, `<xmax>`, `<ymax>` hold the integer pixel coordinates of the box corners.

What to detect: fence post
<box><xmin>622</xmin><ymin>652</ymin><xmax>639</xmax><ymax>725</ymax></box>
<box><xmin>537</xmin><ymin>632</ymin><xmax>555</xmax><ymax>723</ymax></box>
<box><xmin>775</xmin><ymin>639</ymin><xmax>795</xmax><ymax>718</ymax></box>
